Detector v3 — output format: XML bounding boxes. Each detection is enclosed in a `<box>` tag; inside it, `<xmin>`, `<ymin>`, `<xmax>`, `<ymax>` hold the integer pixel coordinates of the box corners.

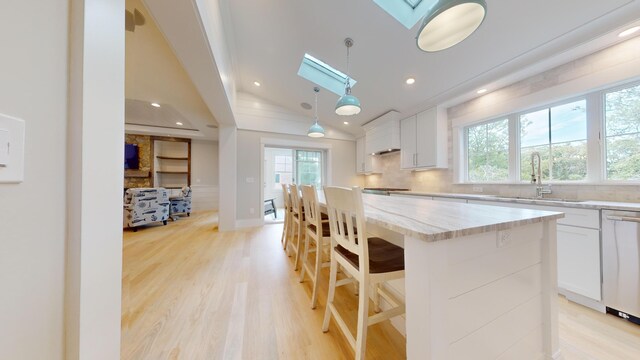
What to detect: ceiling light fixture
<box><xmin>343</xmin><ymin>121</ymin><xmax>349</xmax><ymax>125</ymax></box>
<box><xmin>151</xmin><ymin>102</ymin><xmax>160</xmax><ymax>108</ymax></box>
<box><xmin>417</xmin><ymin>0</ymin><xmax>487</xmax><ymax>52</ymax></box>
<box><xmin>406</xmin><ymin>78</ymin><xmax>416</xmax><ymax>85</ymax></box>
<box><xmin>619</xmin><ymin>26</ymin><xmax>640</xmax><ymax>37</ymax></box>
<box><xmin>335</xmin><ymin>38</ymin><xmax>361</xmax><ymax>116</ymax></box>
<box><xmin>253</xmin><ymin>81</ymin><xmax>261</xmax><ymax>87</ymax></box>
<box><xmin>308</xmin><ymin>87</ymin><xmax>325</xmax><ymax>138</ymax></box>
<box><xmin>176</xmin><ymin>122</ymin><xmax>183</xmax><ymax>126</ymax></box>
<box><xmin>477</xmin><ymin>88</ymin><xmax>487</xmax><ymax>94</ymax></box>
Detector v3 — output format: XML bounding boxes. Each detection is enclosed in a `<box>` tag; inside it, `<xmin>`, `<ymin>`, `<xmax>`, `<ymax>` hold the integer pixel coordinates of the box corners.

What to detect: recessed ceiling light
<box><xmin>151</xmin><ymin>102</ymin><xmax>160</xmax><ymax>107</ymax></box>
<box><xmin>406</xmin><ymin>78</ymin><xmax>416</xmax><ymax>85</ymax></box>
<box><xmin>343</xmin><ymin>121</ymin><xmax>349</xmax><ymax>125</ymax></box>
<box><xmin>477</xmin><ymin>88</ymin><xmax>488</xmax><ymax>94</ymax></box>
<box><xmin>176</xmin><ymin>122</ymin><xmax>183</xmax><ymax>126</ymax></box>
<box><xmin>619</xmin><ymin>26</ymin><xmax>640</xmax><ymax>37</ymax></box>
<box><xmin>253</xmin><ymin>81</ymin><xmax>261</xmax><ymax>87</ymax></box>
<box><xmin>371</xmin><ymin>153</ymin><xmax>375</xmax><ymax>155</ymax></box>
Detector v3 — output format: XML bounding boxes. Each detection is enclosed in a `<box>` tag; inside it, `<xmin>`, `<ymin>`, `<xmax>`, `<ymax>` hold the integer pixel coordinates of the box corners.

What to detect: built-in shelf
<box><xmin>124</xmin><ymin>170</ymin><xmax>150</xmax><ymax>178</ymax></box>
<box><xmin>156</xmin><ymin>156</ymin><xmax>189</xmax><ymax>160</ymax></box>
<box><xmin>156</xmin><ymin>171</ymin><xmax>188</xmax><ymax>174</ymax></box>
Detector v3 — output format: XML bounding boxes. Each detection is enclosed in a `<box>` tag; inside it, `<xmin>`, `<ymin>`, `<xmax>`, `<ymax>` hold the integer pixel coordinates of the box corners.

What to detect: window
<box><xmin>466</xmin><ymin>119</ymin><xmax>509</xmax><ymax>182</ymax></box>
<box><xmin>297</xmin><ymin>53</ymin><xmax>357</xmax><ymax>96</ymax></box>
<box><xmin>273</xmin><ymin>154</ymin><xmax>293</xmax><ymax>189</ymax></box>
<box><xmin>519</xmin><ymin>99</ymin><xmax>587</xmax><ymax>181</ymax></box>
<box><xmin>604</xmin><ymin>83</ymin><xmax>640</xmax><ymax>181</ymax></box>
<box><xmin>295</xmin><ymin>150</ymin><xmax>323</xmax><ymax>188</ymax></box>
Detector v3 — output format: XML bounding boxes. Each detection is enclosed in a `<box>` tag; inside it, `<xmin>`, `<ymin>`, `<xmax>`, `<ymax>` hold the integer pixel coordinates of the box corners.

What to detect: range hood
<box><xmin>362</xmin><ymin>110</ymin><xmax>401</xmax><ymax>154</ymax></box>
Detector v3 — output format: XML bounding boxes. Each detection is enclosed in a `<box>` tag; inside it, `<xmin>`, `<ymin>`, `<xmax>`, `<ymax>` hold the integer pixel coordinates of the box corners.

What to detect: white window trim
<box><xmin>457</xmin><ymin>79</ymin><xmax>640</xmax><ymax>185</ymax></box>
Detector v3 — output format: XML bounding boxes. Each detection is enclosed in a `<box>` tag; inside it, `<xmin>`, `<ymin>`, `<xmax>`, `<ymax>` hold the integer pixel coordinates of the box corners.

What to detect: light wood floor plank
<box><xmin>121</xmin><ymin>211</ymin><xmax>640</xmax><ymax>360</ymax></box>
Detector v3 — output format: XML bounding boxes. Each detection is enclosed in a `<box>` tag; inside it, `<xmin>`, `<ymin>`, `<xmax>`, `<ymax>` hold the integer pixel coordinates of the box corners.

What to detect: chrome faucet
<box><xmin>530</xmin><ymin>152</ymin><xmax>551</xmax><ymax>199</ymax></box>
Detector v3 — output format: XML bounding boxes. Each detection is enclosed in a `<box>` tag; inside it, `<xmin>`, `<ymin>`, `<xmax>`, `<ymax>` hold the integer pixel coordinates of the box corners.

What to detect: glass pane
<box><xmin>606</xmin><ymin>134</ymin><xmax>640</xmax><ymax>181</ymax></box>
<box><xmin>467</xmin><ymin>119</ymin><xmax>509</xmax><ymax>182</ymax></box>
<box><xmin>550</xmin><ymin>100</ymin><xmax>587</xmax><ymax>143</ymax></box>
<box><xmin>520</xmin><ymin>109</ymin><xmax>549</xmax><ymax>148</ymax></box>
<box><xmin>521</xmin><ymin>145</ymin><xmax>550</xmax><ymax>181</ymax></box>
<box><xmin>295</xmin><ymin>150</ymin><xmax>322</xmax><ymax>187</ymax></box>
<box><xmin>551</xmin><ymin>140</ymin><xmax>587</xmax><ymax>181</ymax></box>
<box><xmin>605</xmin><ymin>83</ymin><xmax>640</xmax><ymax>137</ymax></box>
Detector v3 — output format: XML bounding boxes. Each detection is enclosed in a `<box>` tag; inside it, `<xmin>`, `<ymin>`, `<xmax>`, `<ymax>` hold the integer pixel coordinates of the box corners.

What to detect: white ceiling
<box><xmin>225</xmin><ymin>0</ymin><xmax>640</xmax><ymax>135</ymax></box>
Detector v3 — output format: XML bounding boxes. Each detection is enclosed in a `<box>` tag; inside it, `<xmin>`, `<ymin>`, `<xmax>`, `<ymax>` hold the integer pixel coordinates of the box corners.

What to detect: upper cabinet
<box><xmin>356</xmin><ymin>137</ymin><xmax>380</xmax><ymax>174</ymax></box>
<box><xmin>363</xmin><ymin>111</ymin><xmax>401</xmax><ymax>155</ymax></box>
<box><xmin>400</xmin><ymin>107</ymin><xmax>448</xmax><ymax>170</ymax></box>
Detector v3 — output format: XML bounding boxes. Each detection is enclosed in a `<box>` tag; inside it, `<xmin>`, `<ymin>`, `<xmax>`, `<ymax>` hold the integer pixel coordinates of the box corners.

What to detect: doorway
<box><xmin>263</xmin><ymin>146</ymin><xmax>325</xmax><ymax>224</ymax></box>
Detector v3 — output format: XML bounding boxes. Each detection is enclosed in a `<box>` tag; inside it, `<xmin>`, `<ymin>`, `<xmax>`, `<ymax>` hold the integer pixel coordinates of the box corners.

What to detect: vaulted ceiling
<box><xmin>225</xmin><ymin>0</ymin><xmax>640</xmax><ymax>135</ymax></box>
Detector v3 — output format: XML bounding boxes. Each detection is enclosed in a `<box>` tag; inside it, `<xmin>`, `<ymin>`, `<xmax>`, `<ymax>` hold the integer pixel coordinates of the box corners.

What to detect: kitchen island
<box><xmin>320</xmin><ymin>193</ymin><xmax>564</xmax><ymax>360</ymax></box>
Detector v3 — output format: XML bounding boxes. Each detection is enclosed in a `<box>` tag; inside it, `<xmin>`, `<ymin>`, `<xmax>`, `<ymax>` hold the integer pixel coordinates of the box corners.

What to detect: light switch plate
<box><xmin>0</xmin><ymin>113</ymin><xmax>25</xmax><ymax>183</ymax></box>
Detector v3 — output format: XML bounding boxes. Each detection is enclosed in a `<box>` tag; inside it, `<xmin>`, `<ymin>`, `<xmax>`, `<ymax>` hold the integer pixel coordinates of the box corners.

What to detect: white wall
<box><xmin>191</xmin><ymin>140</ymin><xmax>219</xmax><ymax>211</ymax></box>
<box><xmin>236</xmin><ymin>130</ymin><xmax>362</xmax><ymax>224</ymax></box>
<box><xmin>0</xmin><ymin>1</ymin><xmax>68</xmax><ymax>359</ymax></box>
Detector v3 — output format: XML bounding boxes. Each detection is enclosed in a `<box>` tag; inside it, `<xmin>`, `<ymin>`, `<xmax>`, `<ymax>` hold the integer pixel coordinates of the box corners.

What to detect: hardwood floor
<box><xmin>122</xmin><ymin>211</ymin><xmax>640</xmax><ymax>360</ymax></box>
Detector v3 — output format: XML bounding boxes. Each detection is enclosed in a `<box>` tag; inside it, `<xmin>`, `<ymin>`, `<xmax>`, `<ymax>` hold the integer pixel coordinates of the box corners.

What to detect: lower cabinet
<box><xmin>557</xmin><ymin>225</ymin><xmax>601</xmax><ymax>301</ymax></box>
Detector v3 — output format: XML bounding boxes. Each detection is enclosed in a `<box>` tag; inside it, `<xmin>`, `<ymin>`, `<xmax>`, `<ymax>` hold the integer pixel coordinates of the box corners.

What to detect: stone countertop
<box><xmin>389</xmin><ymin>191</ymin><xmax>640</xmax><ymax>211</ymax></box>
<box><xmin>326</xmin><ymin>194</ymin><xmax>564</xmax><ymax>242</ymax></box>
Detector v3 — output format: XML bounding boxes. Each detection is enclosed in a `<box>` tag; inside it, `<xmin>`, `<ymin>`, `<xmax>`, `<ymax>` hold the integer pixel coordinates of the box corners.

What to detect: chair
<box><xmin>123</xmin><ymin>188</ymin><xmax>171</xmax><ymax>231</ymax></box>
<box><xmin>280</xmin><ymin>184</ymin><xmax>293</xmax><ymax>251</ymax></box>
<box><xmin>299</xmin><ymin>185</ymin><xmax>331</xmax><ymax>309</ymax></box>
<box><xmin>322</xmin><ymin>186</ymin><xmax>405</xmax><ymax>360</ymax></box>
<box><xmin>169</xmin><ymin>186</ymin><xmax>192</xmax><ymax>219</ymax></box>
<box><xmin>289</xmin><ymin>184</ymin><xmax>305</xmax><ymax>270</ymax></box>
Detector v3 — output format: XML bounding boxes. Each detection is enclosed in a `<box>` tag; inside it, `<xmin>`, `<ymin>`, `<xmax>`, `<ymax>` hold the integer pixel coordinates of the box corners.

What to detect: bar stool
<box><xmin>280</xmin><ymin>183</ymin><xmax>293</xmax><ymax>251</ymax></box>
<box><xmin>289</xmin><ymin>184</ymin><xmax>305</xmax><ymax>270</ymax></box>
<box><xmin>299</xmin><ymin>185</ymin><xmax>331</xmax><ymax>309</ymax></box>
<box><xmin>322</xmin><ymin>186</ymin><xmax>405</xmax><ymax>360</ymax></box>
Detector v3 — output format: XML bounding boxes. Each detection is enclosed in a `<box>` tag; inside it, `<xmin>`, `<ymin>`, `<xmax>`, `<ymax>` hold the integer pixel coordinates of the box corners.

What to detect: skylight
<box><xmin>373</xmin><ymin>0</ymin><xmax>436</xmax><ymax>29</ymax></box>
<box><xmin>297</xmin><ymin>53</ymin><xmax>357</xmax><ymax>96</ymax></box>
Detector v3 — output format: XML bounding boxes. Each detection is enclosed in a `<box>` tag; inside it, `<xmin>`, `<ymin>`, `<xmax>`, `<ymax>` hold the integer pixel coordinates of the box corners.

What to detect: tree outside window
<box><xmin>605</xmin><ymin>83</ymin><xmax>640</xmax><ymax>181</ymax></box>
<box><xmin>466</xmin><ymin>119</ymin><xmax>509</xmax><ymax>182</ymax></box>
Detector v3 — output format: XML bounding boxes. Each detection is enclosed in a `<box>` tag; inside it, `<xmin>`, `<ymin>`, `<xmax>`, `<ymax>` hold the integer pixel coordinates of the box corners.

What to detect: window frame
<box><xmin>457</xmin><ymin>79</ymin><xmax>640</xmax><ymax>185</ymax></box>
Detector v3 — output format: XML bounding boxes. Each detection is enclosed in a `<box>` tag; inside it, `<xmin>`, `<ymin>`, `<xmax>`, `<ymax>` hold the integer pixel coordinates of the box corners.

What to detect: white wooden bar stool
<box><xmin>280</xmin><ymin>183</ymin><xmax>293</xmax><ymax>251</ymax></box>
<box><xmin>289</xmin><ymin>184</ymin><xmax>305</xmax><ymax>270</ymax></box>
<box><xmin>299</xmin><ymin>185</ymin><xmax>331</xmax><ymax>309</ymax></box>
<box><xmin>322</xmin><ymin>186</ymin><xmax>405</xmax><ymax>360</ymax></box>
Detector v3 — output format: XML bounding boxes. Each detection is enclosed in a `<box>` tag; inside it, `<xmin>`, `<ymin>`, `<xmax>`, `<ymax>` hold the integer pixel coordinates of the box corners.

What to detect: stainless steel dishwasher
<box><xmin>602</xmin><ymin>210</ymin><xmax>640</xmax><ymax>325</ymax></box>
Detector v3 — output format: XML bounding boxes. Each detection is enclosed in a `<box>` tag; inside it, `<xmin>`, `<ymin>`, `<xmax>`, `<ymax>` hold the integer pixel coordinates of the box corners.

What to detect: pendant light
<box><xmin>417</xmin><ymin>0</ymin><xmax>487</xmax><ymax>52</ymax></box>
<box><xmin>308</xmin><ymin>87</ymin><xmax>325</xmax><ymax>138</ymax></box>
<box><xmin>335</xmin><ymin>38</ymin><xmax>361</xmax><ymax>116</ymax></box>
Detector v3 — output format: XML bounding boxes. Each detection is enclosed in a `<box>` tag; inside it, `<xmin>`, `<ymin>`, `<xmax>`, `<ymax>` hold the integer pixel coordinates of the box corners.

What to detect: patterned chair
<box><xmin>123</xmin><ymin>188</ymin><xmax>170</xmax><ymax>231</ymax></box>
<box><xmin>169</xmin><ymin>186</ymin><xmax>192</xmax><ymax>219</ymax></box>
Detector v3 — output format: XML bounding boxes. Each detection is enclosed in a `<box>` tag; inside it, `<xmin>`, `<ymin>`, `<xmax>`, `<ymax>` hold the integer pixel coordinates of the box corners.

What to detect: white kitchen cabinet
<box><xmin>400</xmin><ymin>107</ymin><xmax>448</xmax><ymax>170</ymax></box>
<box><xmin>557</xmin><ymin>225</ymin><xmax>601</xmax><ymax>301</ymax></box>
<box><xmin>356</xmin><ymin>137</ymin><xmax>379</xmax><ymax>174</ymax></box>
<box><xmin>467</xmin><ymin>198</ymin><xmax>602</xmax><ymax>304</ymax></box>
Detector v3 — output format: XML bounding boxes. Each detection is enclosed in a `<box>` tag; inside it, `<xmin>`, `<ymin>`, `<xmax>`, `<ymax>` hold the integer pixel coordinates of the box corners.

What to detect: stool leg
<box><xmin>373</xmin><ymin>283</ymin><xmax>381</xmax><ymax>313</ymax></box>
<box><xmin>355</xmin><ymin>277</ymin><xmax>370</xmax><ymax>360</ymax></box>
<box><xmin>293</xmin><ymin>220</ymin><xmax>304</xmax><ymax>271</ymax></box>
<box><xmin>322</xmin><ymin>252</ymin><xmax>338</xmax><ymax>332</ymax></box>
<box><xmin>299</xmin><ymin>231</ymin><xmax>311</xmax><ymax>283</ymax></box>
<box><xmin>310</xmin><ymin>236</ymin><xmax>323</xmax><ymax>309</ymax></box>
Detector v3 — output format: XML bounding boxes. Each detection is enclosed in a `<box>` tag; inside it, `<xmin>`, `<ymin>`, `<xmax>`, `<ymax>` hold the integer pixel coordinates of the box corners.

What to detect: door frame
<box><xmin>260</xmin><ymin>137</ymin><xmax>333</xmax><ymax>226</ymax></box>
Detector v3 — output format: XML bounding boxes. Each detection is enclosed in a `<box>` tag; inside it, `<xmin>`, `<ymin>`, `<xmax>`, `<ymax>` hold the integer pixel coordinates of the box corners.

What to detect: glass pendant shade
<box><xmin>417</xmin><ymin>0</ymin><xmax>487</xmax><ymax>52</ymax></box>
<box><xmin>307</xmin><ymin>121</ymin><xmax>325</xmax><ymax>138</ymax></box>
<box><xmin>335</xmin><ymin>93</ymin><xmax>361</xmax><ymax>116</ymax></box>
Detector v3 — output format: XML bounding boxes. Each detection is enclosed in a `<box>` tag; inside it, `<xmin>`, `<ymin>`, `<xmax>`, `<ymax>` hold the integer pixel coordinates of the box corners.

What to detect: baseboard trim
<box><xmin>559</xmin><ymin>288</ymin><xmax>605</xmax><ymax>313</ymax></box>
<box><xmin>235</xmin><ymin>218</ymin><xmax>264</xmax><ymax>229</ymax></box>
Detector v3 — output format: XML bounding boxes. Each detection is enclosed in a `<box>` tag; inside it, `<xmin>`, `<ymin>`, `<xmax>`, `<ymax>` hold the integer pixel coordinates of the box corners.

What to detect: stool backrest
<box><xmin>301</xmin><ymin>185</ymin><xmax>321</xmax><ymax>229</ymax></box>
<box><xmin>323</xmin><ymin>186</ymin><xmax>367</xmax><ymax>267</ymax></box>
<box><xmin>289</xmin><ymin>184</ymin><xmax>303</xmax><ymax>216</ymax></box>
<box><xmin>281</xmin><ymin>183</ymin><xmax>291</xmax><ymax>212</ymax></box>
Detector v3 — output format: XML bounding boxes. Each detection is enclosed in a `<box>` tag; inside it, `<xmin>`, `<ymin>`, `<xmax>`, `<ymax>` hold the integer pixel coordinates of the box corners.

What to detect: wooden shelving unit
<box><xmin>152</xmin><ymin>136</ymin><xmax>191</xmax><ymax>189</ymax></box>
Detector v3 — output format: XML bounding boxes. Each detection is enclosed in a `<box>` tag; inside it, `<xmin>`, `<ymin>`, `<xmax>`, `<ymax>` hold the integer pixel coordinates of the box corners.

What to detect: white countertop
<box><xmin>390</xmin><ymin>191</ymin><xmax>640</xmax><ymax>212</ymax></box>
<box><xmin>320</xmin><ymin>194</ymin><xmax>563</xmax><ymax>242</ymax></box>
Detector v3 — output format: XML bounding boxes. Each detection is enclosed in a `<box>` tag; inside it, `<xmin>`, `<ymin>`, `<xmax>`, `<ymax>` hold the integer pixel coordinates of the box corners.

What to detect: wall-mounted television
<box><xmin>124</xmin><ymin>143</ymin><xmax>140</xmax><ymax>170</ymax></box>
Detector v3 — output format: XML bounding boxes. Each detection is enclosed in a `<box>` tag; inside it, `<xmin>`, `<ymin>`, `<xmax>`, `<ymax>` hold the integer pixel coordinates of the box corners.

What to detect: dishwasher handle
<box><xmin>606</xmin><ymin>215</ymin><xmax>640</xmax><ymax>223</ymax></box>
